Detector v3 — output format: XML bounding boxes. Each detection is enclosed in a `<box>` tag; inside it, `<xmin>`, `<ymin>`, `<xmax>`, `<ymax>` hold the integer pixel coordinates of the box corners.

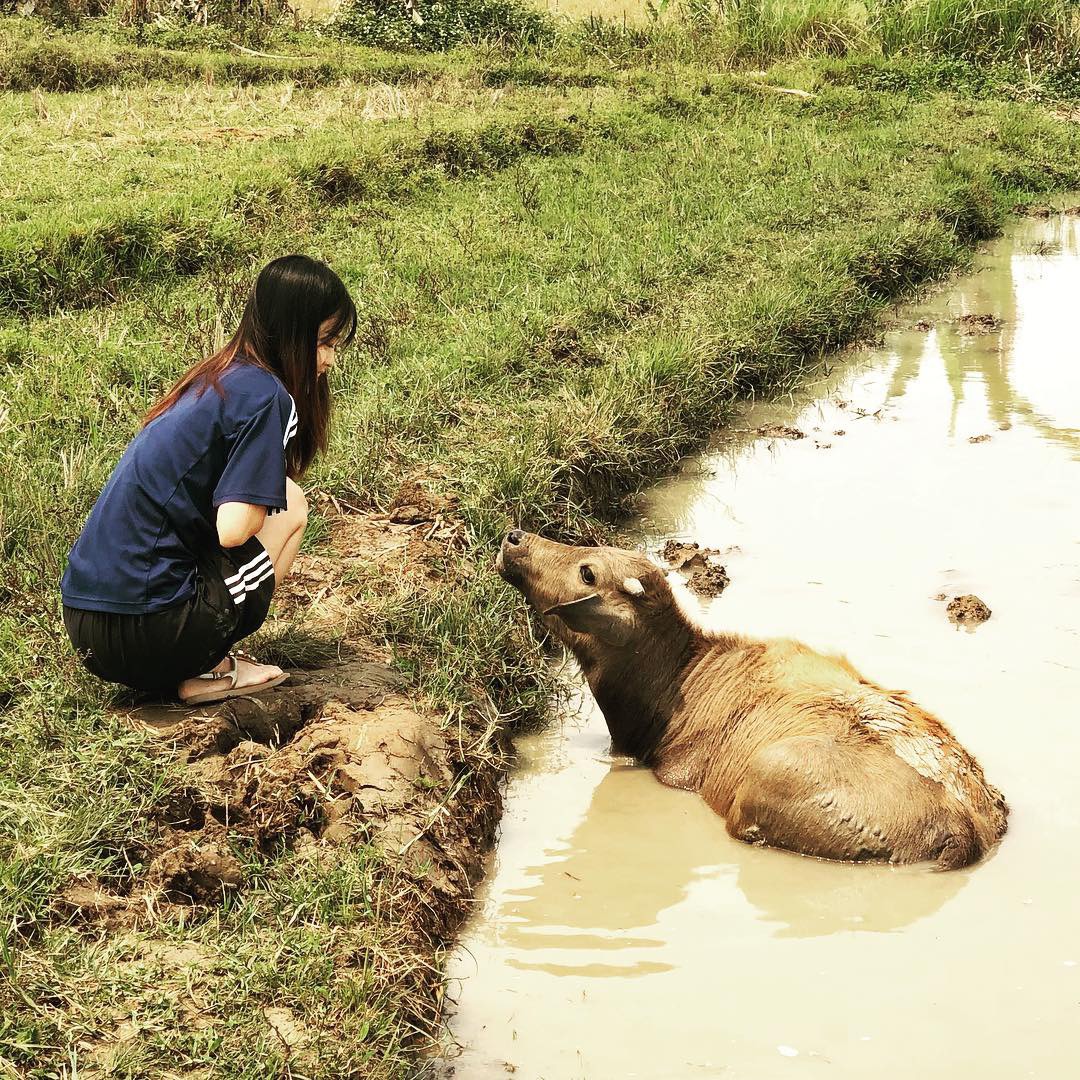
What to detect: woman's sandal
<box><xmin>181</xmin><ymin>651</ymin><xmax>289</xmax><ymax>706</ymax></box>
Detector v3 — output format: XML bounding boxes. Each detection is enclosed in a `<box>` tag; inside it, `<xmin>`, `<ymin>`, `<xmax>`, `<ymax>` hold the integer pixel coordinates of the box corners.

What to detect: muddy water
<box><xmin>442</xmin><ymin>211</ymin><xmax>1080</xmax><ymax>1079</ymax></box>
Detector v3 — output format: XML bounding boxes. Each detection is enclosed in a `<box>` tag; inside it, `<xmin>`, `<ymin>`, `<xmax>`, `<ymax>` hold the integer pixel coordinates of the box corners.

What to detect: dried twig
<box><xmin>745</xmin><ymin>77</ymin><xmax>815</xmax><ymax>101</ymax></box>
<box><xmin>760</xmin><ymin>85</ymin><xmax>815</xmax><ymax>100</ymax></box>
<box><xmin>228</xmin><ymin>41</ymin><xmax>309</xmax><ymax>61</ymax></box>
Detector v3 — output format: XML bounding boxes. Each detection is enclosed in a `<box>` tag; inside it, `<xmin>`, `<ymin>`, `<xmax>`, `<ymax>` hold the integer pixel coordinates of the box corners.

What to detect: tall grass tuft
<box><xmin>874</xmin><ymin>0</ymin><xmax>1079</xmax><ymax>59</ymax></box>
<box><xmin>711</xmin><ymin>0</ymin><xmax>869</xmax><ymax>60</ymax></box>
<box><xmin>648</xmin><ymin>0</ymin><xmax>1080</xmax><ymax>63</ymax></box>
<box><xmin>703</xmin><ymin>0</ymin><xmax>1080</xmax><ymax>61</ymax></box>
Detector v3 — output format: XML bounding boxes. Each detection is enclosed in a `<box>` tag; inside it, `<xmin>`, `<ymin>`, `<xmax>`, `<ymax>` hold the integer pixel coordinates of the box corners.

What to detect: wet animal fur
<box><xmin>497</xmin><ymin>532</ymin><xmax>1008</xmax><ymax>869</ymax></box>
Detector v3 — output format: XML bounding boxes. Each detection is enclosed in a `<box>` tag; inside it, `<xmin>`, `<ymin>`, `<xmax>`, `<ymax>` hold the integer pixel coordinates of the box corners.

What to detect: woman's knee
<box><xmin>285</xmin><ymin>478</ymin><xmax>309</xmax><ymax>531</ymax></box>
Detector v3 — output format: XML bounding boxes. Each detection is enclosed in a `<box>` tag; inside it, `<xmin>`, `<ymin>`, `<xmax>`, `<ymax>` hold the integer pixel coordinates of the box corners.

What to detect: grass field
<box><xmin>536</xmin><ymin>0</ymin><xmax>654</xmax><ymax>23</ymax></box>
<box><xmin>2</xmin><ymin>4</ymin><xmax>1080</xmax><ymax>1076</ymax></box>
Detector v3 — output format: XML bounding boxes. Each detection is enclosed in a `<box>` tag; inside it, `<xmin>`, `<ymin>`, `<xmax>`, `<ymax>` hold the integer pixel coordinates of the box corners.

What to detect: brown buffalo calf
<box><xmin>497</xmin><ymin>530</ymin><xmax>1007</xmax><ymax>869</ymax></box>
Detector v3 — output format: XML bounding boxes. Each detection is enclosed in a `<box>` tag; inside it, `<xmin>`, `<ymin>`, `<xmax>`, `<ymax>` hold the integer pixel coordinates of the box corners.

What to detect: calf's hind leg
<box><xmin>724</xmin><ymin>735</ymin><xmax>954</xmax><ymax>864</ymax></box>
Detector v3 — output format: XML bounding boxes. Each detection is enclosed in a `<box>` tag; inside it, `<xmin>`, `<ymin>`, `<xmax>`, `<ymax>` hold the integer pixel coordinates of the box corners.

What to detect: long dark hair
<box><xmin>145</xmin><ymin>255</ymin><xmax>357</xmax><ymax>477</ymax></box>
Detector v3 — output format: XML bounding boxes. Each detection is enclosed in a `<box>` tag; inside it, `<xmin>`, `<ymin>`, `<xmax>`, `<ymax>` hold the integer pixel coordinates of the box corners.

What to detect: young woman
<box><xmin>62</xmin><ymin>254</ymin><xmax>356</xmax><ymax>705</ymax></box>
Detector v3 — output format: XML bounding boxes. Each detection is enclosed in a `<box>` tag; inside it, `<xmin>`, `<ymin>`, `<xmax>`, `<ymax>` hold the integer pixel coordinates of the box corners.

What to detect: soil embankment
<box><xmin>61</xmin><ymin>502</ymin><xmax>509</xmax><ymax>1068</ymax></box>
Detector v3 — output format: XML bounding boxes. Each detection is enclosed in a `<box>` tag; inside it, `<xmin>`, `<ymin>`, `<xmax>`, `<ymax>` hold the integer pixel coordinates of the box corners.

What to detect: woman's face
<box><xmin>316</xmin><ymin>318</ymin><xmax>341</xmax><ymax>377</ymax></box>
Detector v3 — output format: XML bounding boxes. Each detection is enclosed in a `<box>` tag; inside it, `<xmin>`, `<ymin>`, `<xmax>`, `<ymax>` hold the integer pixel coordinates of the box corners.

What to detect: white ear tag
<box><xmin>622</xmin><ymin>577</ymin><xmax>645</xmax><ymax>596</ymax></box>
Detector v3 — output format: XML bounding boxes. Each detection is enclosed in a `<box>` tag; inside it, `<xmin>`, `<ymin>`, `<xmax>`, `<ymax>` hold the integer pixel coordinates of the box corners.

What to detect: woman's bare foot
<box><xmin>178</xmin><ymin>654</ymin><xmax>286</xmax><ymax>704</ymax></box>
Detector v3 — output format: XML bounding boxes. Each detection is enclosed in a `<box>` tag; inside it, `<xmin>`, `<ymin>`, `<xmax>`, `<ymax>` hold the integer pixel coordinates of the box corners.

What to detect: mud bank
<box><xmin>72</xmin><ymin>657</ymin><xmax>488</xmax><ymax>924</ymax></box>
<box><xmin>61</xmin><ymin>506</ymin><xmax>509</xmax><ymax>1063</ymax></box>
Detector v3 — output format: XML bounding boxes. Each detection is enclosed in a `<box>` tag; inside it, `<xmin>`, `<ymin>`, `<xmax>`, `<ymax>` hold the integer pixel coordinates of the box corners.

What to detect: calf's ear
<box><xmin>543</xmin><ymin>594</ymin><xmax>633</xmax><ymax>645</ymax></box>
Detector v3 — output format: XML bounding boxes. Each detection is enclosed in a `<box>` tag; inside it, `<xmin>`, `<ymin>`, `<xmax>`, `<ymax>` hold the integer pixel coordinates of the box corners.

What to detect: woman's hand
<box><xmin>216</xmin><ymin>501</ymin><xmax>268</xmax><ymax>548</ymax></box>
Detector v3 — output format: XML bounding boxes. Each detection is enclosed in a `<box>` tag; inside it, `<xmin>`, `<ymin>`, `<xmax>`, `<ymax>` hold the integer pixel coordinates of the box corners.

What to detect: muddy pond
<box><xmin>440</xmin><ymin>211</ymin><xmax>1080</xmax><ymax>1078</ymax></box>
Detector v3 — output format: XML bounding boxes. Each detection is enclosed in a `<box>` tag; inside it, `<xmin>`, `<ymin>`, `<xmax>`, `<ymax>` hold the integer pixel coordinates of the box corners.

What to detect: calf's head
<box><xmin>497</xmin><ymin>530</ymin><xmax>675</xmax><ymax>650</ymax></box>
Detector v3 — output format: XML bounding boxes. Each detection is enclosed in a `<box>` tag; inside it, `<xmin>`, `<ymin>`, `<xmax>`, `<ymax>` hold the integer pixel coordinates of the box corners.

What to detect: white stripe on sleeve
<box><xmin>283</xmin><ymin>397</ymin><xmax>298</xmax><ymax>449</ymax></box>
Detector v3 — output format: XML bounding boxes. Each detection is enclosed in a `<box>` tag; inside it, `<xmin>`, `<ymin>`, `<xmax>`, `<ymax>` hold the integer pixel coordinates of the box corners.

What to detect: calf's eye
<box><xmin>580</xmin><ymin>566</ymin><xmax>596</xmax><ymax>586</ymax></box>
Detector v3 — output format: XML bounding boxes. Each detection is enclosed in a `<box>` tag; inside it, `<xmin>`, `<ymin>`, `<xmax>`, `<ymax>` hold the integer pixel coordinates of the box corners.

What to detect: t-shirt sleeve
<box><xmin>212</xmin><ymin>392</ymin><xmax>294</xmax><ymax>512</ymax></box>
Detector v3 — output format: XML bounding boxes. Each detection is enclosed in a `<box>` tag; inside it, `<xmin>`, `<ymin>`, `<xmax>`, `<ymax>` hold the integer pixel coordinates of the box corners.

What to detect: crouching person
<box><xmin>61</xmin><ymin>254</ymin><xmax>356</xmax><ymax>705</ymax></box>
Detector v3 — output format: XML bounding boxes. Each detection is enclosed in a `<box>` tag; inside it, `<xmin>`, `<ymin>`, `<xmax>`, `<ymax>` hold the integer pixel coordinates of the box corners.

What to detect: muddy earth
<box><xmin>955</xmin><ymin>313</ymin><xmax>1003</xmax><ymax>335</ymax></box>
<box><xmin>658</xmin><ymin>539</ymin><xmax>731</xmax><ymax>598</ymax></box>
<box><xmin>755</xmin><ymin>423</ymin><xmax>805</xmax><ymax>440</ymax></box>
<box><xmin>67</xmin><ymin>473</ymin><xmax>508</xmax><ymax>1051</ymax></box>
<box><xmin>947</xmin><ymin>593</ymin><xmax>993</xmax><ymax>627</ymax></box>
<box><xmin>442</xmin><ymin>211</ymin><xmax>1080</xmax><ymax>1078</ymax></box>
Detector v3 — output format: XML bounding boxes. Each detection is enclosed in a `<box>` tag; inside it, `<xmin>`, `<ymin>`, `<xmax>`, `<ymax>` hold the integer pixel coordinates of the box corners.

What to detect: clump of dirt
<box><xmin>661</xmin><ymin>540</ymin><xmax>705</xmax><ymax>568</ymax></box>
<box><xmin>658</xmin><ymin>540</ymin><xmax>731</xmax><ymax>597</ymax></box>
<box><xmin>689</xmin><ymin>564</ymin><xmax>731</xmax><ymax>597</ymax></box>
<box><xmin>388</xmin><ymin>466</ymin><xmax>459</xmax><ymax>525</ymax></box>
<box><xmin>215</xmin><ymin>698</ymin><xmax>456</xmax><ymax>848</ymax></box>
<box><xmin>534</xmin><ymin>322</ymin><xmax>602</xmax><ymax>367</ymax></box>
<box><xmin>946</xmin><ymin>594</ymin><xmax>992</xmax><ymax>627</ymax></box>
<box><xmin>1019</xmin><ymin>203</ymin><xmax>1080</xmax><ymax>217</ymax></box>
<box><xmin>57</xmin><ymin>883</ymin><xmax>137</xmax><ymax>931</ymax></box>
<box><xmin>660</xmin><ymin>540</ymin><xmax>717</xmax><ymax>570</ymax></box>
<box><xmin>968</xmin><ymin>434</ymin><xmax>992</xmax><ymax>444</ymax></box>
<box><xmin>756</xmin><ymin>424</ymin><xmax>805</xmax><ymax>440</ymax></box>
<box><xmin>145</xmin><ymin>824</ymin><xmax>245</xmax><ymax>905</ymax></box>
<box><xmin>956</xmin><ymin>314</ymin><xmax>1002</xmax><ymax>335</ymax></box>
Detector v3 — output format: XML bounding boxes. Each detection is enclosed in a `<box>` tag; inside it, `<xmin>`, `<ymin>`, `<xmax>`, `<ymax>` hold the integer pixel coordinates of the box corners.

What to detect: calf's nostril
<box><xmin>506</xmin><ymin>529</ymin><xmax>524</xmax><ymax>546</ymax></box>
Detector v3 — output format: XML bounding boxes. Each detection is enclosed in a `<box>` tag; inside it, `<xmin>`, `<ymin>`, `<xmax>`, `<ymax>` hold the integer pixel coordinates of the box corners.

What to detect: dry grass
<box><xmin>537</xmin><ymin>0</ymin><xmax>655</xmax><ymax>24</ymax></box>
<box><xmin>0</xmin><ymin>75</ymin><xmax>616</xmax><ymax>220</ymax></box>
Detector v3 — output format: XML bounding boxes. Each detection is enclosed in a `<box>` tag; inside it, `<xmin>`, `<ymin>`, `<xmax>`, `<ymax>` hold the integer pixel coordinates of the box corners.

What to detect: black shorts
<box><xmin>63</xmin><ymin>538</ymin><xmax>275</xmax><ymax>692</ymax></box>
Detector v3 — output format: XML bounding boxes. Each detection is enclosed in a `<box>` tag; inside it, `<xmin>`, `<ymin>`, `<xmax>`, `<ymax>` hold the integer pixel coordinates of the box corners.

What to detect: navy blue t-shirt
<box><xmin>61</xmin><ymin>361</ymin><xmax>297</xmax><ymax>615</ymax></box>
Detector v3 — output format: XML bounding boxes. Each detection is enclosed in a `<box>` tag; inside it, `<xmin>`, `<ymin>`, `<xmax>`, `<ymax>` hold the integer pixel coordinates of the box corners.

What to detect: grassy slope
<box><xmin>2</xmin><ymin>15</ymin><xmax>1080</xmax><ymax>1077</ymax></box>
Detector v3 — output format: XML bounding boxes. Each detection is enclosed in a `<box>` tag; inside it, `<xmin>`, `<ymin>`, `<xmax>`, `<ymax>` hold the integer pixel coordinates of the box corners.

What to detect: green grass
<box><xmin>874</xmin><ymin>0</ymin><xmax>1078</xmax><ymax>59</ymax></box>
<box><xmin>4</xmin><ymin>840</ymin><xmax>420</xmax><ymax>1077</ymax></box>
<box><xmin>0</xmin><ymin>76</ymin><xmax>623</xmax><ymax>315</ymax></box>
<box><xmin>706</xmin><ymin>0</ymin><xmax>869</xmax><ymax>60</ymax></box>
<box><xmin>5</xmin><ymin>0</ymin><xmax>1080</xmax><ymax>98</ymax></box>
<box><xmin>685</xmin><ymin>0</ymin><xmax>1080</xmax><ymax>63</ymax></box>
<box><xmin>0</xmin><ymin>13</ymin><xmax>619</xmax><ymax>92</ymax></box>
<box><xmin>0</xmin><ymin>14</ymin><xmax>445</xmax><ymax>92</ymax></box>
<box><xmin>3</xmin><ymin>12</ymin><xmax>1080</xmax><ymax>1077</ymax></box>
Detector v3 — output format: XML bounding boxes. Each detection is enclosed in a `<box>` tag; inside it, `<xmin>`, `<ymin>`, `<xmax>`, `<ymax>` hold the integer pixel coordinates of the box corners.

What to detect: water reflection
<box><xmin>494</xmin><ymin>755</ymin><xmax>966</xmax><ymax>972</ymax></box>
<box><xmin>498</xmin><ymin>765</ymin><xmax>706</xmax><ymax>977</ymax></box>
<box><xmin>886</xmin><ymin>213</ymin><xmax>1080</xmax><ymax>456</ymax></box>
<box><xmin>735</xmin><ymin>843</ymin><xmax>968</xmax><ymax>938</ymax></box>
